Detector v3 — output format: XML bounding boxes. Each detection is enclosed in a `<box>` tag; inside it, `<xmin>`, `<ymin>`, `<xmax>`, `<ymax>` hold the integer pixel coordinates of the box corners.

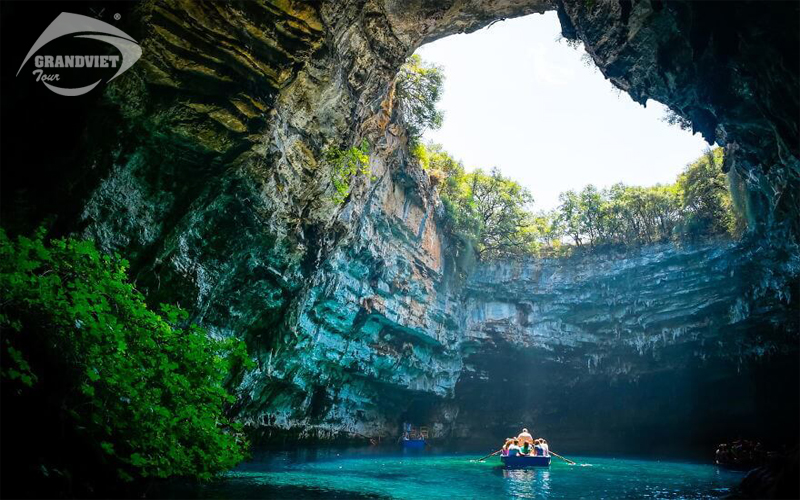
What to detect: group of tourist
<box><xmin>501</xmin><ymin>428</ymin><xmax>550</xmax><ymax>457</ymax></box>
<box><xmin>715</xmin><ymin>439</ymin><xmax>769</xmax><ymax>468</ymax></box>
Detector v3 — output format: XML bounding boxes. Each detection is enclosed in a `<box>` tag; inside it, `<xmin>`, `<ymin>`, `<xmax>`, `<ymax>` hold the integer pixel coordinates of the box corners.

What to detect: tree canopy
<box><xmin>395</xmin><ymin>54</ymin><xmax>445</xmax><ymax>143</ymax></box>
<box><xmin>443</xmin><ymin>166</ymin><xmax>537</xmax><ymax>259</ymax></box>
<box><xmin>414</xmin><ymin>143</ymin><xmax>746</xmax><ymax>261</ymax></box>
<box><xmin>552</xmin><ymin>147</ymin><xmax>744</xmax><ymax>248</ymax></box>
<box><xmin>325</xmin><ymin>139</ymin><xmax>371</xmax><ymax>204</ymax></box>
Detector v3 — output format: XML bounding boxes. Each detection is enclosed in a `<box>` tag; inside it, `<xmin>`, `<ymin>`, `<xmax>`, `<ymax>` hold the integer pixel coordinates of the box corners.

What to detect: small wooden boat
<box><xmin>401</xmin><ymin>438</ymin><xmax>426</xmax><ymax>449</ymax></box>
<box><xmin>501</xmin><ymin>454</ymin><xmax>551</xmax><ymax>468</ymax></box>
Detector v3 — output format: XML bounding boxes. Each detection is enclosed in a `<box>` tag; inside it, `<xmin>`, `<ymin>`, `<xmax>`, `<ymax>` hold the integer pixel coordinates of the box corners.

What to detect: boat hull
<box><xmin>501</xmin><ymin>455</ymin><xmax>551</xmax><ymax>468</ymax></box>
<box><xmin>401</xmin><ymin>439</ymin><xmax>426</xmax><ymax>449</ymax></box>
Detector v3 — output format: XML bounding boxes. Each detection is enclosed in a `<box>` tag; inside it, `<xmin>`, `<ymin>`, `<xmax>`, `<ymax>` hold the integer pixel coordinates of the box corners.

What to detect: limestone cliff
<box><xmin>455</xmin><ymin>241</ymin><xmax>798</xmax><ymax>454</ymax></box>
<box><xmin>2</xmin><ymin>0</ymin><xmax>798</xmax><ymax>452</ymax></box>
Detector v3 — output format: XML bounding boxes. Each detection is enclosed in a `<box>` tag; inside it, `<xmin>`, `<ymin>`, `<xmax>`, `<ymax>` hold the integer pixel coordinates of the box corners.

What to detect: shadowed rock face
<box><xmin>1</xmin><ymin>1</ymin><xmax>798</xmax><ymax>451</ymax></box>
<box><xmin>454</xmin><ymin>243</ymin><xmax>798</xmax><ymax>454</ymax></box>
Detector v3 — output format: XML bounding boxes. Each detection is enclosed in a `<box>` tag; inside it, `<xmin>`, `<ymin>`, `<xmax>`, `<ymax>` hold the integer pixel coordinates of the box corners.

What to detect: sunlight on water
<box><xmin>173</xmin><ymin>448</ymin><xmax>745</xmax><ymax>499</ymax></box>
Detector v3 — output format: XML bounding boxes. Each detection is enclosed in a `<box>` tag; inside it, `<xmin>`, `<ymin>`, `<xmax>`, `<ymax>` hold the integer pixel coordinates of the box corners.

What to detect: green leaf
<box><xmin>0</xmin><ymin>228</ymin><xmax>250</xmax><ymax>484</ymax></box>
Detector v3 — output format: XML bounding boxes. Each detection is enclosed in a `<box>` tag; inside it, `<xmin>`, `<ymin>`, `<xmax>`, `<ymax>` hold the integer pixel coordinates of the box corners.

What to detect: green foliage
<box><xmin>529</xmin><ymin>210</ymin><xmax>568</xmax><ymax>256</ymax></box>
<box><xmin>325</xmin><ymin>139</ymin><xmax>371</xmax><ymax>204</ymax></box>
<box><xmin>726</xmin><ymin>166</ymin><xmax>751</xmax><ymax>237</ymax></box>
<box><xmin>0</xmin><ymin>229</ymin><xmax>252</xmax><ymax>488</ymax></box>
<box><xmin>414</xmin><ymin>143</ymin><xmax>537</xmax><ymax>260</ymax></box>
<box><xmin>395</xmin><ymin>55</ymin><xmax>445</xmax><ymax>143</ymax></box>
<box><xmin>412</xmin><ymin>142</ymin><xmax>461</xmax><ymax>177</ymax></box>
<box><xmin>662</xmin><ymin>108</ymin><xmax>694</xmax><ymax>132</ymax></box>
<box><xmin>555</xmin><ymin>182</ymin><xmax>683</xmax><ymax>247</ymax></box>
<box><xmin>417</xmin><ymin>142</ymin><xmax>745</xmax><ymax>260</ymax></box>
<box><xmin>557</xmin><ymin>189</ymin><xmax>583</xmax><ymax>247</ymax></box>
<box><xmin>552</xmin><ymin>147</ymin><xmax>742</xmax><ymax>248</ymax></box>
<box><xmin>466</xmin><ymin>168</ymin><xmax>537</xmax><ymax>259</ymax></box>
<box><xmin>675</xmin><ymin>148</ymin><xmax>736</xmax><ymax>240</ymax></box>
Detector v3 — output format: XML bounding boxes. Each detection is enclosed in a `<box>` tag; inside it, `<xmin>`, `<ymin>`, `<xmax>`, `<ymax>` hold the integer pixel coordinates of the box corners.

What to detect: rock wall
<box><xmin>2</xmin><ymin>0</ymin><xmax>798</xmax><ymax>451</ymax></box>
<box><xmin>452</xmin><ymin>242</ymin><xmax>799</xmax><ymax>454</ymax></box>
<box><xmin>234</xmin><ymin>136</ymin><xmax>467</xmax><ymax>439</ymax></box>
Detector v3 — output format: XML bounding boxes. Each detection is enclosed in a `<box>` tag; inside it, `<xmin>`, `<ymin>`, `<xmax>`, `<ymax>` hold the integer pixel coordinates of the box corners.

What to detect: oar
<box><xmin>478</xmin><ymin>448</ymin><xmax>503</xmax><ymax>462</ymax></box>
<box><xmin>549</xmin><ymin>450</ymin><xmax>577</xmax><ymax>465</ymax></box>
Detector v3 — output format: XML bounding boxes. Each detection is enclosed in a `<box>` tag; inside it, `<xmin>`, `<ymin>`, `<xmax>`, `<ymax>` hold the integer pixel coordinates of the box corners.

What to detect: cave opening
<box><xmin>412</xmin><ymin>11</ymin><xmax>710</xmax><ymax>213</ymax></box>
<box><xmin>384</xmin><ymin>8</ymin><xmax>799</xmax><ymax>460</ymax></box>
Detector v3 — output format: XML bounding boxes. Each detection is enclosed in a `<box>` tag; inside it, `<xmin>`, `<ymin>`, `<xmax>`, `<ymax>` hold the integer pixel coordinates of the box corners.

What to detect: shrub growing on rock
<box><xmin>325</xmin><ymin>139</ymin><xmax>371</xmax><ymax>204</ymax></box>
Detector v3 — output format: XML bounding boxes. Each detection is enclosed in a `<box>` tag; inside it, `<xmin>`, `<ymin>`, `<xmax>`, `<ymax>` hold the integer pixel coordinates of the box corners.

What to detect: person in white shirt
<box><xmin>507</xmin><ymin>439</ymin><xmax>522</xmax><ymax>456</ymax></box>
<box><xmin>540</xmin><ymin>438</ymin><xmax>550</xmax><ymax>456</ymax></box>
<box><xmin>517</xmin><ymin>428</ymin><xmax>533</xmax><ymax>446</ymax></box>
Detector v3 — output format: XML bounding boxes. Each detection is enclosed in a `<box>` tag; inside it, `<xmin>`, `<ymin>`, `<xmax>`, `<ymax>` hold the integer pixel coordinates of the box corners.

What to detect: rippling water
<box><xmin>168</xmin><ymin>447</ymin><xmax>745</xmax><ymax>499</ymax></box>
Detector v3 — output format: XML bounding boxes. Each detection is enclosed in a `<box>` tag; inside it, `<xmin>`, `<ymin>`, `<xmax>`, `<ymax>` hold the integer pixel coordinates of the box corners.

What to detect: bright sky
<box><xmin>415</xmin><ymin>12</ymin><xmax>710</xmax><ymax>211</ymax></box>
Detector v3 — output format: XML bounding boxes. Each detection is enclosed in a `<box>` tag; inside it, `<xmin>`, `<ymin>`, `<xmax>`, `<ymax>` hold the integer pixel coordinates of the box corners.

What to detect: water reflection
<box><xmin>502</xmin><ymin>468</ymin><xmax>552</xmax><ymax>498</ymax></box>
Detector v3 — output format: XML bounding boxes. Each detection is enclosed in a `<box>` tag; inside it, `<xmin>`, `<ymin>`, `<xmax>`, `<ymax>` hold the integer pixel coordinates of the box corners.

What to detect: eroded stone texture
<box><xmin>5</xmin><ymin>1</ymin><xmax>798</xmax><ymax>448</ymax></box>
<box><xmin>452</xmin><ymin>241</ymin><xmax>798</xmax><ymax>453</ymax></box>
<box><xmin>72</xmin><ymin>0</ymin><xmax>555</xmax><ymax>440</ymax></box>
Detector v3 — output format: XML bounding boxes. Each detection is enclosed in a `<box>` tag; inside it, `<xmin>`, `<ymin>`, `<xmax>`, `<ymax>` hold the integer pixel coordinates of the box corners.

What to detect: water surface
<box><xmin>172</xmin><ymin>447</ymin><xmax>745</xmax><ymax>499</ymax></box>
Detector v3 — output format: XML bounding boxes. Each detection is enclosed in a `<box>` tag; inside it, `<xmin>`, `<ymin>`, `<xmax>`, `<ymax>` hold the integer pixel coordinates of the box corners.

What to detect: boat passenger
<box><xmin>540</xmin><ymin>439</ymin><xmax>550</xmax><ymax>456</ymax></box>
<box><xmin>501</xmin><ymin>438</ymin><xmax>514</xmax><ymax>456</ymax></box>
<box><xmin>534</xmin><ymin>439</ymin><xmax>545</xmax><ymax>456</ymax></box>
<box><xmin>507</xmin><ymin>439</ymin><xmax>521</xmax><ymax>457</ymax></box>
<box><xmin>520</xmin><ymin>440</ymin><xmax>532</xmax><ymax>456</ymax></box>
<box><xmin>517</xmin><ymin>428</ymin><xmax>534</xmax><ymax>446</ymax></box>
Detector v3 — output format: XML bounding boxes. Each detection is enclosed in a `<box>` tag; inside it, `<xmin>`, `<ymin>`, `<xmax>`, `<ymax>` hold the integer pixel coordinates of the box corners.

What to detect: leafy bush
<box><xmin>325</xmin><ymin>139</ymin><xmax>371</xmax><ymax>204</ymax></box>
<box><xmin>395</xmin><ymin>55</ymin><xmax>445</xmax><ymax>143</ymax></box>
<box><xmin>676</xmin><ymin>148</ymin><xmax>737</xmax><ymax>239</ymax></box>
<box><xmin>0</xmin><ymin>229</ymin><xmax>251</xmax><ymax>496</ymax></box>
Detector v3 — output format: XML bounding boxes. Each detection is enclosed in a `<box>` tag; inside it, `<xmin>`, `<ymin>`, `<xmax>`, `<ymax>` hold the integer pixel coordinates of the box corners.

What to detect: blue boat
<box><xmin>402</xmin><ymin>439</ymin><xmax>425</xmax><ymax>450</ymax></box>
<box><xmin>501</xmin><ymin>455</ymin><xmax>551</xmax><ymax>468</ymax></box>
<box><xmin>401</xmin><ymin>438</ymin><xmax>426</xmax><ymax>449</ymax></box>
<box><xmin>400</xmin><ymin>423</ymin><xmax>428</xmax><ymax>449</ymax></box>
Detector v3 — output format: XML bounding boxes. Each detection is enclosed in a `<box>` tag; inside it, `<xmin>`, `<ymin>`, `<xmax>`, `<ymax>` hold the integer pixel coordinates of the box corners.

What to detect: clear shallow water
<box><xmin>170</xmin><ymin>447</ymin><xmax>745</xmax><ymax>499</ymax></box>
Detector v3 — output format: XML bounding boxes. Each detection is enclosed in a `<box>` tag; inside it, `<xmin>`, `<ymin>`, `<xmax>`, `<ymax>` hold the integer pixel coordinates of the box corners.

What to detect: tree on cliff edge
<box><xmin>396</xmin><ymin>54</ymin><xmax>445</xmax><ymax>143</ymax></box>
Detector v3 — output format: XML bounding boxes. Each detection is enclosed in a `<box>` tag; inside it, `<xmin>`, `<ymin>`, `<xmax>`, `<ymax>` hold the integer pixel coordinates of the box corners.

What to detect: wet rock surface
<box><xmin>1</xmin><ymin>0</ymin><xmax>798</xmax><ymax>454</ymax></box>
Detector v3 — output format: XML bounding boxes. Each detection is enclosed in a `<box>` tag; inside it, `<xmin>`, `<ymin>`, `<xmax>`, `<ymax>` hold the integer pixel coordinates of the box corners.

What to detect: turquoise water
<box><xmin>171</xmin><ymin>448</ymin><xmax>745</xmax><ymax>499</ymax></box>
